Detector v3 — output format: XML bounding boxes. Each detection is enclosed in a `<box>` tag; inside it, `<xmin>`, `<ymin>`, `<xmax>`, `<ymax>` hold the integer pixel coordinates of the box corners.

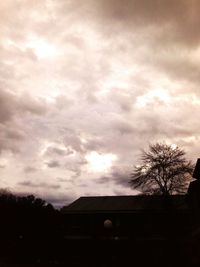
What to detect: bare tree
<box><xmin>130</xmin><ymin>143</ymin><xmax>194</xmax><ymax>195</ymax></box>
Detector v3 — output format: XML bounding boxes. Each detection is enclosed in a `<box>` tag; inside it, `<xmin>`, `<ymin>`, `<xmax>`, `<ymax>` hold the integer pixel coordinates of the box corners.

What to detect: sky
<box><xmin>0</xmin><ymin>0</ymin><xmax>200</xmax><ymax>207</ymax></box>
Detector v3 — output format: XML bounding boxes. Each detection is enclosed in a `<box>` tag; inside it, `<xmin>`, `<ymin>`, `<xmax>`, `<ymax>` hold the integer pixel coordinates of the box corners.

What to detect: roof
<box><xmin>61</xmin><ymin>195</ymin><xmax>189</xmax><ymax>214</ymax></box>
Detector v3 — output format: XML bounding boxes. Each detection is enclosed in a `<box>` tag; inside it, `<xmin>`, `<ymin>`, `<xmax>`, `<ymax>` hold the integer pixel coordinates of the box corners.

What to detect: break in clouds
<box><xmin>0</xmin><ymin>0</ymin><xmax>200</xmax><ymax>207</ymax></box>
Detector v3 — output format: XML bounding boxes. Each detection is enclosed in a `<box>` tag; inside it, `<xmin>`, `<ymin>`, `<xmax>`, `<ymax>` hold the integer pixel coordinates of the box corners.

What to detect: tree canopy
<box><xmin>130</xmin><ymin>143</ymin><xmax>194</xmax><ymax>195</ymax></box>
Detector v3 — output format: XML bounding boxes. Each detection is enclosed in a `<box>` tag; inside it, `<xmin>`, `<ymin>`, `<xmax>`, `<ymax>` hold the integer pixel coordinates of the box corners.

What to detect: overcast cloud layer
<box><xmin>0</xmin><ymin>0</ymin><xmax>200</xmax><ymax>207</ymax></box>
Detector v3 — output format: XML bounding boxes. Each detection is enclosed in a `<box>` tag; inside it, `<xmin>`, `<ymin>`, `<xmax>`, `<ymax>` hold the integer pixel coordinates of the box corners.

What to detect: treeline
<box><xmin>0</xmin><ymin>190</ymin><xmax>62</xmax><ymax>264</ymax></box>
<box><xmin>0</xmin><ymin>190</ymin><xmax>55</xmax><ymax>210</ymax></box>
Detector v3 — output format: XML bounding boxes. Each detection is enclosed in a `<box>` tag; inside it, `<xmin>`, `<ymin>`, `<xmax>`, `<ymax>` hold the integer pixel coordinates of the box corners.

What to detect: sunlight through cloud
<box><xmin>135</xmin><ymin>89</ymin><xmax>171</xmax><ymax>107</ymax></box>
<box><xmin>85</xmin><ymin>152</ymin><xmax>117</xmax><ymax>173</ymax></box>
<box><xmin>26</xmin><ymin>36</ymin><xmax>58</xmax><ymax>59</ymax></box>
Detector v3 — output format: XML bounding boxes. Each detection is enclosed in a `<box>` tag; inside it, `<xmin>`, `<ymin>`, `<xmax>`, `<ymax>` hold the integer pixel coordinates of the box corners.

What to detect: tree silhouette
<box><xmin>130</xmin><ymin>143</ymin><xmax>194</xmax><ymax>195</ymax></box>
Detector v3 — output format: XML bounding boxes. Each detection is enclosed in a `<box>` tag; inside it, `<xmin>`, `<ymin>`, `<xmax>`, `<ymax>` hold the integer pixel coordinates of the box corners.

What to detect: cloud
<box><xmin>56</xmin><ymin>177</ymin><xmax>68</xmax><ymax>183</ymax></box>
<box><xmin>18</xmin><ymin>181</ymin><xmax>61</xmax><ymax>190</ymax></box>
<box><xmin>0</xmin><ymin>0</ymin><xmax>200</xmax><ymax>205</ymax></box>
<box><xmin>0</xmin><ymin>165</ymin><xmax>5</xmax><ymax>169</ymax></box>
<box><xmin>24</xmin><ymin>166</ymin><xmax>37</xmax><ymax>173</ymax></box>
<box><xmin>0</xmin><ymin>90</ymin><xmax>16</xmax><ymax>123</ymax></box>
<box><xmin>96</xmin><ymin>0</ymin><xmax>200</xmax><ymax>45</ymax></box>
<box><xmin>0</xmin><ymin>89</ymin><xmax>47</xmax><ymax>154</ymax></box>
<box><xmin>98</xmin><ymin>166</ymin><xmax>131</xmax><ymax>189</ymax></box>
<box><xmin>46</xmin><ymin>160</ymin><xmax>60</xmax><ymax>168</ymax></box>
<box><xmin>44</xmin><ymin>194</ymin><xmax>75</xmax><ymax>208</ymax></box>
<box><xmin>44</xmin><ymin>145</ymin><xmax>73</xmax><ymax>157</ymax></box>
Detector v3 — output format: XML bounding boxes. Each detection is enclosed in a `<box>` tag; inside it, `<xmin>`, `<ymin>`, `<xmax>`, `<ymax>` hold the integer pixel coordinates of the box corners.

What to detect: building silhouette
<box><xmin>60</xmin><ymin>158</ymin><xmax>200</xmax><ymax>266</ymax></box>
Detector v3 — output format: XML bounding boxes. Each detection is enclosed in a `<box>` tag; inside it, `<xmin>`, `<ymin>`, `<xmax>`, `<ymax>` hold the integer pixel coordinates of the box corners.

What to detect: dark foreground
<box><xmin>0</xmin><ymin>238</ymin><xmax>199</xmax><ymax>267</ymax></box>
<box><xmin>0</xmin><ymin>193</ymin><xmax>199</xmax><ymax>266</ymax></box>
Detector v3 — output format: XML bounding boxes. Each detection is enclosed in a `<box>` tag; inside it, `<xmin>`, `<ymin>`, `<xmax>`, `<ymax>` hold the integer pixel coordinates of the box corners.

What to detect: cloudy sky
<box><xmin>0</xmin><ymin>0</ymin><xmax>200</xmax><ymax>207</ymax></box>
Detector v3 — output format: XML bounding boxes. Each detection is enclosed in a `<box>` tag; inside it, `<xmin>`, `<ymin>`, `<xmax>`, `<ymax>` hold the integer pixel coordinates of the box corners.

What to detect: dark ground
<box><xmin>0</xmin><ymin>239</ymin><xmax>197</xmax><ymax>267</ymax></box>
